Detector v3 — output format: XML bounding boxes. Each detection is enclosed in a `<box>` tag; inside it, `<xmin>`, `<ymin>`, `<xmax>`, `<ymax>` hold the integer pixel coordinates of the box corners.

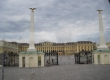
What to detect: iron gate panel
<box><xmin>0</xmin><ymin>52</ymin><xmax>19</xmax><ymax>67</ymax></box>
<box><xmin>75</xmin><ymin>50</ymin><xmax>92</xmax><ymax>64</ymax></box>
<box><xmin>44</xmin><ymin>51</ymin><xmax>58</xmax><ymax>66</ymax></box>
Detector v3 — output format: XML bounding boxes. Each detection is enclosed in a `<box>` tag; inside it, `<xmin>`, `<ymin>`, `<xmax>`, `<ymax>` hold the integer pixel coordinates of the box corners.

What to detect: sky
<box><xmin>0</xmin><ymin>0</ymin><xmax>110</xmax><ymax>43</ymax></box>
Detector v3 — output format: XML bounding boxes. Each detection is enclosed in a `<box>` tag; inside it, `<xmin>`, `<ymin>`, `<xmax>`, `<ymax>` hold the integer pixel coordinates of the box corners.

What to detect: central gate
<box><xmin>75</xmin><ymin>50</ymin><xmax>92</xmax><ymax>64</ymax></box>
<box><xmin>44</xmin><ymin>50</ymin><xmax>58</xmax><ymax>66</ymax></box>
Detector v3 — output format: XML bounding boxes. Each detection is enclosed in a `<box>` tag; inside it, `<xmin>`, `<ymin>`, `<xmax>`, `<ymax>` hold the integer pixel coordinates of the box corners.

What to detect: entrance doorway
<box><xmin>38</xmin><ymin>56</ymin><xmax>41</xmax><ymax>66</ymax></box>
<box><xmin>22</xmin><ymin>57</ymin><xmax>25</xmax><ymax>67</ymax></box>
<box><xmin>29</xmin><ymin>57</ymin><xmax>34</xmax><ymax>67</ymax></box>
<box><xmin>97</xmin><ymin>55</ymin><xmax>100</xmax><ymax>64</ymax></box>
<box><xmin>104</xmin><ymin>55</ymin><xmax>109</xmax><ymax>64</ymax></box>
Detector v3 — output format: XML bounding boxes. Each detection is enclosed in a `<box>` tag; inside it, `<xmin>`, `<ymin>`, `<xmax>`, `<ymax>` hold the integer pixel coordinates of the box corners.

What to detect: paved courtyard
<box><xmin>0</xmin><ymin>56</ymin><xmax>110</xmax><ymax>80</ymax></box>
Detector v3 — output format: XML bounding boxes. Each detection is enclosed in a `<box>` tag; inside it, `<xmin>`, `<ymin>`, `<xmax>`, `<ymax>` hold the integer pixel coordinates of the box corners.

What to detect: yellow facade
<box><xmin>18</xmin><ymin>41</ymin><xmax>96</xmax><ymax>55</ymax></box>
<box><xmin>0</xmin><ymin>40</ymin><xmax>19</xmax><ymax>65</ymax></box>
<box><xmin>0</xmin><ymin>40</ymin><xmax>18</xmax><ymax>54</ymax></box>
<box><xmin>0</xmin><ymin>40</ymin><xmax>101</xmax><ymax>55</ymax></box>
<box><xmin>1</xmin><ymin>40</ymin><xmax>110</xmax><ymax>56</ymax></box>
<box><xmin>76</xmin><ymin>41</ymin><xmax>96</xmax><ymax>53</ymax></box>
<box><xmin>106</xmin><ymin>42</ymin><xmax>110</xmax><ymax>50</ymax></box>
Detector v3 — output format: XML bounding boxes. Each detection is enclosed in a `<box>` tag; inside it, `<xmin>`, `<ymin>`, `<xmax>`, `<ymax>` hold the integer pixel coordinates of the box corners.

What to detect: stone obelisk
<box><xmin>92</xmin><ymin>10</ymin><xmax>110</xmax><ymax>65</ymax></box>
<box><xmin>19</xmin><ymin>8</ymin><xmax>45</xmax><ymax>67</ymax></box>
<box><xmin>97</xmin><ymin>10</ymin><xmax>109</xmax><ymax>50</ymax></box>
<box><xmin>27</xmin><ymin>8</ymin><xmax>36</xmax><ymax>51</ymax></box>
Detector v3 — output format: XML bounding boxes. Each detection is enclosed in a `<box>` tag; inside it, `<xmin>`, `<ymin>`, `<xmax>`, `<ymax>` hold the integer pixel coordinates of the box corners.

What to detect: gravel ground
<box><xmin>0</xmin><ymin>56</ymin><xmax>110</xmax><ymax>80</ymax></box>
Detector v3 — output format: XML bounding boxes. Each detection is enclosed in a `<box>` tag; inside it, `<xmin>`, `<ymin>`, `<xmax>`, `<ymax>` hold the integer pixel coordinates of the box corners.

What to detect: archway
<box><xmin>97</xmin><ymin>55</ymin><xmax>100</xmax><ymax>64</ymax></box>
<box><xmin>22</xmin><ymin>57</ymin><xmax>25</xmax><ymax>67</ymax></box>
<box><xmin>38</xmin><ymin>56</ymin><xmax>41</xmax><ymax>66</ymax></box>
<box><xmin>29</xmin><ymin>57</ymin><xmax>34</xmax><ymax>67</ymax></box>
<box><xmin>104</xmin><ymin>55</ymin><xmax>109</xmax><ymax>64</ymax></box>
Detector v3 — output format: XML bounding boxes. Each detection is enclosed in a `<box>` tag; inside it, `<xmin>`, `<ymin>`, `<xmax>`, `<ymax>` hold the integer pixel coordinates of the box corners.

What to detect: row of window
<box><xmin>78</xmin><ymin>46</ymin><xmax>93</xmax><ymax>48</ymax></box>
<box><xmin>78</xmin><ymin>48</ymin><xmax>93</xmax><ymax>51</ymax></box>
<box><xmin>4</xmin><ymin>43</ymin><xmax>18</xmax><ymax>48</ymax></box>
<box><xmin>20</xmin><ymin>46</ymin><xmax>76</xmax><ymax>50</ymax></box>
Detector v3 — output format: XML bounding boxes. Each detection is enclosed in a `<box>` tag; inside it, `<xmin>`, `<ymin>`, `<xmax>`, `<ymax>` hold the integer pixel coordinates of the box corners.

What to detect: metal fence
<box><xmin>75</xmin><ymin>50</ymin><xmax>92</xmax><ymax>64</ymax></box>
<box><xmin>44</xmin><ymin>50</ymin><xmax>58</xmax><ymax>66</ymax></box>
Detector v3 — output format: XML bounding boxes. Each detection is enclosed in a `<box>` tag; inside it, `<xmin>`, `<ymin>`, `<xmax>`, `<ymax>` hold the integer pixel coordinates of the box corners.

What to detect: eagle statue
<box><xmin>30</xmin><ymin>8</ymin><xmax>36</xmax><ymax>11</ymax></box>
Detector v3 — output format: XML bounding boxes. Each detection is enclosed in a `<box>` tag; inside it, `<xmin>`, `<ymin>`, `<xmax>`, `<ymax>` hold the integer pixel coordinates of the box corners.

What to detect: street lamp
<box><xmin>2</xmin><ymin>52</ymin><xmax>5</xmax><ymax>80</ymax></box>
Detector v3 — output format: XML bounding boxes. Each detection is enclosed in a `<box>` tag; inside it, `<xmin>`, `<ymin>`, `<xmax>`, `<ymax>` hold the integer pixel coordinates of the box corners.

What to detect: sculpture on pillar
<box><xmin>30</xmin><ymin>8</ymin><xmax>36</xmax><ymax>12</ymax></box>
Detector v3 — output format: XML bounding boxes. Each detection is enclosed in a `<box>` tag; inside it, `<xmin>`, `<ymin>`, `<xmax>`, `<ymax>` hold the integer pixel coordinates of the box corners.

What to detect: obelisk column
<box><xmin>27</xmin><ymin>8</ymin><xmax>36</xmax><ymax>51</ymax></box>
<box><xmin>97</xmin><ymin>10</ymin><xmax>109</xmax><ymax>50</ymax></box>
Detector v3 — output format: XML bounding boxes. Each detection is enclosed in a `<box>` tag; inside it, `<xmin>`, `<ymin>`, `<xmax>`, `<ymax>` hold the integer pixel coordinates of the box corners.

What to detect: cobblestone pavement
<box><xmin>0</xmin><ymin>56</ymin><xmax>110</xmax><ymax>80</ymax></box>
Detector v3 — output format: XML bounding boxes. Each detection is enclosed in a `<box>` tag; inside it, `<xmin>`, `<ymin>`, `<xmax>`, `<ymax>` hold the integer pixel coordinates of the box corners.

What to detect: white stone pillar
<box><xmin>27</xmin><ymin>8</ymin><xmax>36</xmax><ymax>51</ymax></box>
<box><xmin>25</xmin><ymin>55</ymin><xmax>29</xmax><ymax>67</ymax></box>
<box><xmin>34</xmin><ymin>54</ymin><xmax>38</xmax><ymax>67</ymax></box>
<box><xmin>97</xmin><ymin>10</ymin><xmax>109</xmax><ymax>50</ymax></box>
<box><xmin>109</xmin><ymin>54</ymin><xmax>110</xmax><ymax>64</ymax></box>
<box><xmin>19</xmin><ymin>55</ymin><xmax>23</xmax><ymax>67</ymax></box>
<box><xmin>100</xmin><ymin>54</ymin><xmax>104</xmax><ymax>64</ymax></box>
<box><xmin>94</xmin><ymin>54</ymin><xmax>98</xmax><ymax>64</ymax></box>
<box><xmin>41</xmin><ymin>54</ymin><xmax>44</xmax><ymax>67</ymax></box>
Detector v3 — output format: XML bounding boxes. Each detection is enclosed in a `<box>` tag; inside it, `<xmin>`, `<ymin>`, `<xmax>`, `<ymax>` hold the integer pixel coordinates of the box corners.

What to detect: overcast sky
<box><xmin>0</xmin><ymin>0</ymin><xmax>110</xmax><ymax>43</ymax></box>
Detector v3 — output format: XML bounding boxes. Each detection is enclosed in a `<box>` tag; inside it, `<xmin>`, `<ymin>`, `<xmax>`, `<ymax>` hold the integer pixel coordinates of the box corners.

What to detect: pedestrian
<box><xmin>89</xmin><ymin>60</ymin><xmax>90</xmax><ymax>62</ymax></box>
<box><xmin>52</xmin><ymin>59</ymin><xmax>54</xmax><ymax>64</ymax></box>
<box><xmin>46</xmin><ymin>60</ymin><xmax>48</xmax><ymax>66</ymax></box>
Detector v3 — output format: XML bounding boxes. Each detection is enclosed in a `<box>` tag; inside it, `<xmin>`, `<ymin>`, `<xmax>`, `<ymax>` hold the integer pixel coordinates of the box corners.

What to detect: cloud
<box><xmin>0</xmin><ymin>0</ymin><xmax>110</xmax><ymax>44</ymax></box>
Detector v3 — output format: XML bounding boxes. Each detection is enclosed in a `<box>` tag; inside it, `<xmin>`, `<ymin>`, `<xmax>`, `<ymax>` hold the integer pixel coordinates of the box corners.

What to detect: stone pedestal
<box><xmin>92</xmin><ymin>50</ymin><xmax>110</xmax><ymax>64</ymax></box>
<box><xmin>19</xmin><ymin>51</ymin><xmax>45</xmax><ymax>67</ymax></box>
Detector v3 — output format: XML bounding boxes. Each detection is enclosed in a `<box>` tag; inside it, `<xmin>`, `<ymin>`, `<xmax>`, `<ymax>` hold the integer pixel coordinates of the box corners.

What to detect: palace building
<box><xmin>0</xmin><ymin>40</ymin><xmax>96</xmax><ymax>55</ymax></box>
<box><xmin>0</xmin><ymin>40</ymin><xmax>18</xmax><ymax>54</ymax></box>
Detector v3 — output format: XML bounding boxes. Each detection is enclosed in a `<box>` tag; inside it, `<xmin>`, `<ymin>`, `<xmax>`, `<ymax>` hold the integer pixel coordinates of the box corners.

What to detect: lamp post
<box><xmin>2</xmin><ymin>53</ymin><xmax>4</xmax><ymax>80</ymax></box>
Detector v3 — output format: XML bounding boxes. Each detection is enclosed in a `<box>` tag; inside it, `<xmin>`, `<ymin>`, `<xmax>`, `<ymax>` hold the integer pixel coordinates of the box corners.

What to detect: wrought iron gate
<box><xmin>75</xmin><ymin>50</ymin><xmax>92</xmax><ymax>64</ymax></box>
<box><xmin>44</xmin><ymin>50</ymin><xmax>58</xmax><ymax>66</ymax></box>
